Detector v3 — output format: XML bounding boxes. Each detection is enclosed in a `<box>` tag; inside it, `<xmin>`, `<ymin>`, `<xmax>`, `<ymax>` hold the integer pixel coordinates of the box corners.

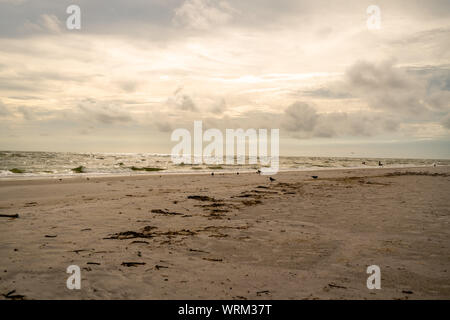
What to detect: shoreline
<box><xmin>0</xmin><ymin>164</ymin><xmax>446</xmax><ymax>183</ymax></box>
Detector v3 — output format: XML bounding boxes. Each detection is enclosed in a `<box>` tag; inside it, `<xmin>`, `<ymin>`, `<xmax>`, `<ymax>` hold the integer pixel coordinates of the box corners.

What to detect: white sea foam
<box><xmin>0</xmin><ymin>151</ymin><xmax>448</xmax><ymax>180</ymax></box>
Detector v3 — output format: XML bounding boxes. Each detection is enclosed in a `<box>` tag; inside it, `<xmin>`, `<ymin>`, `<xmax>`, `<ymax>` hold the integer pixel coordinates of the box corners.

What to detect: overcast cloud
<box><xmin>0</xmin><ymin>0</ymin><xmax>449</xmax><ymax>157</ymax></box>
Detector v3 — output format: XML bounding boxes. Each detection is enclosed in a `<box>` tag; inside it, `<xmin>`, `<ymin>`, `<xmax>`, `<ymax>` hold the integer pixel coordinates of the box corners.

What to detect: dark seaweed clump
<box><xmin>71</xmin><ymin>166</ymin><xmax>85</xmax><ymax>173</ymax></box>
<box><xmin>130</xmin><ymin>166</ymin><xmax>165</xmax><ymax>172</ymax></box>
<box><xmin>10</xmin><ymin>168</ymin><xmax>25</xmax><ymax>174</ymax></box>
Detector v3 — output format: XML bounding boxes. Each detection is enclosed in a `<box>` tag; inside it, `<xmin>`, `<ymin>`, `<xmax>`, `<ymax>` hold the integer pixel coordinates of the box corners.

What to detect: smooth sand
<box><xmin>0</xmin><ymin>166</ymin><xmax>449</xmax><ymax>300</ymax></box>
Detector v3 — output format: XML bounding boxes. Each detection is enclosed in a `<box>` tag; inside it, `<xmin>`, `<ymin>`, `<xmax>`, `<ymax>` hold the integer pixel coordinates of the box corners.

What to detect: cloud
<box><xmin>282</xmin><ymin>102</ymin><xmax>318</xmax><ymax>132</ymax></box>
<box><xmin>150</xmin><ymin>99</ymin><xmax>401</xmax><ymax>140</ymax></box>
<box><xmin>23</xmin><ymin>14</ymin><xmax>62</xmax><ymax>34</ymax></box>
<box><xmin>209</xmin><ymin>98</ymin><xmax>227</xmax><ymax>114</ymax></box>
<box><xmin>390</xmin><ymin>27</ymin><xmax>450</xmax><ymax>53</ymax></box>
<box><xmin>0</xmin><ymin>100</ymin><xmax>11</xmax><ymax>116</ymax></box>
<box><xmin>166</xmin><ymin>88</ymin><xmax>197</xmax><ymax>111</ymax></box>
<box><xmin>0</xmin><ymin>0</ymin><xmax>28</xmax><ymax>4</ymax></box>
<box><xmin>442</xmin><ymin>113</ymin><xmax>450</xmax><ymax>129</ymax></box>
<box><xmin>78</xmin><ymin>101</ymin><xmax>133</xmax><ymax>125</ymax></box>
<box><xmin>345</xmin><ymin>60</ymin><xmax>429</xmax><ymax>115</ymax></box>
<box><xmin>0</xmin><ymin>79</ymin><xmax>40</xmax><ymax>92</ymax></box>
<box><xmin>291</xmin><ymin>60</ymin><xmax>450</xmax><ymax>133</ymax></box>
<box><xmin>344</xmin><ymin>60</ymin><xmax>450</xmax><ymax>131</ymax></box>
<box><xmin>17</xmin><ymin>106</ymin><xmax>36</xmax><ymax>120</ymax></box>
<box><xmin>279</xmin><ymin>101</ymin><xmax>400</xmax><ymax>139</ymax></box>
<box><xmin>155</xmin><ymin>121</ymin><xmax>173</xmax><ymax>132</ymax></box>
<box><xmin>116</xmin><ymin>80</ymin><xmax>139</xmax><ymax>93</ymax></box>
<box><xmin>295</xmin><ymin>87</ymin><xmax>352</xmax><ymax>99</ymax></box>
<box><xmin>173</xmin><ymin>0</ymin><xmax>236</xmax><ymax>30</ymax></box>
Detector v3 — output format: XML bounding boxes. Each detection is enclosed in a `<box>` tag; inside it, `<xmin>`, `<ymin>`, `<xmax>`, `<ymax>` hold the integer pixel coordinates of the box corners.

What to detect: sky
<box><xmin>0</xmin><ymin>0</ymin><xmax>449</xmax><ymax>158</ymax></box>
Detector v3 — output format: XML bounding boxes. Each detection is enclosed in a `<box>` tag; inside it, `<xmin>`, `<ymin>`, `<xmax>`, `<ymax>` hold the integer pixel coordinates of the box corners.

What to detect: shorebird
<box><xmin>378</xmin><ymin>161</ymin><xmax>383</xmax><ymax>167</ymax></box>
<box><xmin>211</xmin><ymin>172</ymin><xmax>214</xmax><ymax>176</ymax></box>
<box><xmin>269</xmin><ymin>177</ymin><xmax>276</xmax><ymax>182</ymax></box>
<box><xmin>311</xmin><ymin>176</ymin><xmax>318</xmax><ymax>179</ymax></box>
<box><xmin>257</xmin><ymin>169</ymin><xmax>261</xmax><ymax>174</ymax></box>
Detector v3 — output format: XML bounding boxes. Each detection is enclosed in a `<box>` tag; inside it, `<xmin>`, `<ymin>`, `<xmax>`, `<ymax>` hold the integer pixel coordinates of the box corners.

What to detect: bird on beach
<box><xmin>236</xmin><ymin>172</ymin><xmax>239</xmax><ymax>175</ymax></box>
<box><xmin>311</xmin><ymin>175</ymin><xmax>318</xmax><ymax>179</ymax></box>
<box><xmin>211</xmin><ymin>172</ymin><xmax>214</xmax><ymax>176</ymax></box>
<box><xmin>256</xmin><ymin>169</ymin><xmax>261</xmax><ymax>174</ymax></box>
<box><xmin>269</xmin><ymin>177</ymin><xmax>276</xmax><ymax>182</ymax></box>
<box><xmin>378</xmin><ymin>161</ymin><xmax>383</xmax><ymax>167</ymax></box>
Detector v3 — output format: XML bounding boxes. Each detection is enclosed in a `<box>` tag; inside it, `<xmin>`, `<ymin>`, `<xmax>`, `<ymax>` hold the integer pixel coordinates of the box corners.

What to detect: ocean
<box><xmin>0</xmin><ymin>150</ymin><xmax>448</xmax><ymax>179</ymax></box>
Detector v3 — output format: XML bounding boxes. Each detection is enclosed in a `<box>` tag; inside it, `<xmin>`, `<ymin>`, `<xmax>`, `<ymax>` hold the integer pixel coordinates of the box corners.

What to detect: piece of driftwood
<box><xmin>0</xmin><ymin>214</ymin><xmax>19</xmax><ymax>218</ymax></box>
<box><xmin>2</xmin><ymin>290</ymin><xmax>25</xmax><ymax>300</ymax></box>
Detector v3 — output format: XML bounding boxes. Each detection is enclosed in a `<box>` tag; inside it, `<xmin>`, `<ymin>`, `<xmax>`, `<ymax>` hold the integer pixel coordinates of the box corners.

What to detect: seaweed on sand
<box><xmin>151</xmin><ymin>209</ymin><xmax>183</xmax><ymax>216</ymax></box>
<box><xmin>71</xmin><ymin>166</ymin><xmax>85</xmax><ymax>173</ymax></box>
<box><xmin>130</xmin><ymin>166</ymin><xmax>165</xmax><ymax>172</ymax></box>
<box><xmin>122</xmin><ymin>262</ymin><xmax>146</xmax><ymax>267</ymax></box>
<box><xmin>187</xmin><ymin>195</ymin><xmax>217</xmax><ymax>201</ymax></box>
<box><xmin>241</xmin><ymin>199</ymin><xmax>262</xmax><ymax>206</ymax></box>
<box><xmin>105</xmin><ymin>226</ymin><xmax>157</xmax><ymax>240</ymax></box>
<box><xmin>105</xmin><ymin>226</ymin><xmax>196</xmax><ymax>240</ymax></box>
<box><xmin>9</xmin><ymin>168</ymin><xmax>25</xmax><ymax>174</ymax></box>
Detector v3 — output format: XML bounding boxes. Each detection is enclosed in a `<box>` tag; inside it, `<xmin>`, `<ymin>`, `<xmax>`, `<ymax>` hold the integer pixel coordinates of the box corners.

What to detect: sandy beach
<box><xmin>0</xmin><ymin>166</ymin><xmax>449</xmax><ymax>300</ymax></box>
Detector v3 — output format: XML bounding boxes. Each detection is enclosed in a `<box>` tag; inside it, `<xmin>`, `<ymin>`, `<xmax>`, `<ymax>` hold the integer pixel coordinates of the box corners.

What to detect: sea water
<box><xmin>0</xmin><ymin>150</ymin><xmax>448</xmax><ymax>179</ymax></box>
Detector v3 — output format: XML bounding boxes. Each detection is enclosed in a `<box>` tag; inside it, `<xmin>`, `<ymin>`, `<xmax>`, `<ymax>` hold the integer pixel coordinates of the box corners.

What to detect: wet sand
<box><xmin>0</xmin><ymin>166</ymin><xmax>449</xmax><ymax>299</ymax></box>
